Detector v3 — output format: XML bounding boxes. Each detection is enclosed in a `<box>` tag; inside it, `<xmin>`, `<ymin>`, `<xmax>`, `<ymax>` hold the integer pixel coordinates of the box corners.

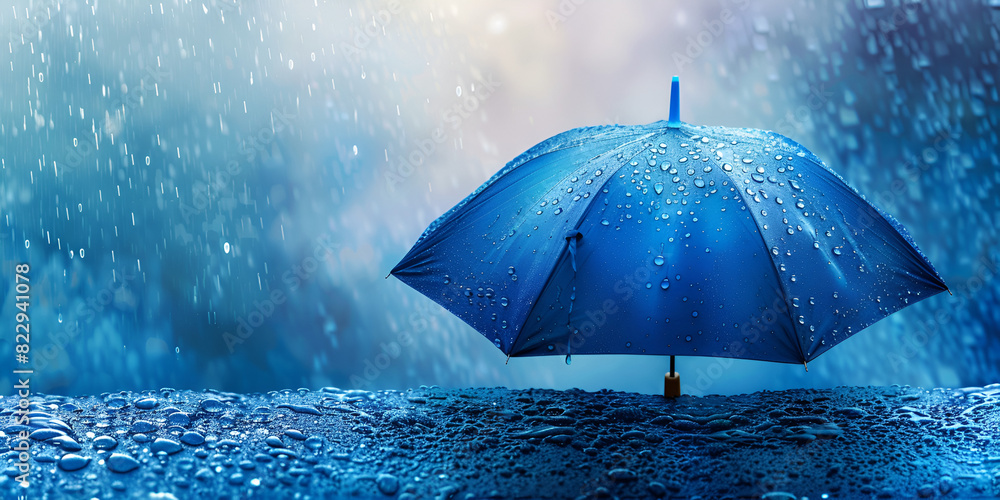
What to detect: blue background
<box><xmin>0</xmin><ymin>0</ymin><xmax>997</xmax><ymax>396</ymax></box>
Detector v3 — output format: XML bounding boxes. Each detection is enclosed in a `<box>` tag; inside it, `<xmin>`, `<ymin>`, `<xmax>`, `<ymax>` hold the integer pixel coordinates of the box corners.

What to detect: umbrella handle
<box><xmin>665</xmin><ymin>355</ymin><xmax>681</xmax><ymax>398</ymax></box>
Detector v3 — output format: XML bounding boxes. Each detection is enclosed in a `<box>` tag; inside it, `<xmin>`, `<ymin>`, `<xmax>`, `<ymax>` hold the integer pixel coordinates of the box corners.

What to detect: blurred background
<box><xmin>0</xmin><ymin>0</ymin><xmax>997</xmax><ymax>396</ymax></box>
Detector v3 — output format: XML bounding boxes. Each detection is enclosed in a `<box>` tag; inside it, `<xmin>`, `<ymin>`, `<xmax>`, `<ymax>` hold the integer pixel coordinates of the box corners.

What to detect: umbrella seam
<box><xmin>693</xmin><ymin>127</ymin><xmax>808</xmax><ymax>363</ymax></box>
<box><xmin>506</xmin><ymin>133</ymin><xmax>662</xmax><ymax>356</ymax></box>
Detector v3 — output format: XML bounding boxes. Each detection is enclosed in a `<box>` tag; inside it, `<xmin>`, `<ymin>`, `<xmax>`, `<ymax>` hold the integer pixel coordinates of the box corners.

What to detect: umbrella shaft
<box><xmin>670</xmin><ymin>355</ymin><xmax>675</xmax><ymax>377</ymax></box>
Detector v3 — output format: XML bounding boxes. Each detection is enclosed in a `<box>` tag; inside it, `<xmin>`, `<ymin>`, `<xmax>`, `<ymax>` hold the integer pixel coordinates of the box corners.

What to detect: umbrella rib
<box><xmin>694</xmin><ymin>129</ymin><xmax>808</xmax><ymax>363</ymax></box>
<box><xmin>505</xmin><ymin>133</ymin><xmax>662</xmax><ymax>356</ymax></box>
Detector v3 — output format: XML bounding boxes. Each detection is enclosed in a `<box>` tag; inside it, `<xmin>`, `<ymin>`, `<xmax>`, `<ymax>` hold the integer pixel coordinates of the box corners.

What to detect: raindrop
<box><xmin>456</xmin><ymin>86</ymin><xmax>462</xmax><ymax>96</ymax></box>
<box><xmin>600</xmin><ymin>219</ymin><xmax>610</xmax><ymax>226</ymax></box>
<box><xmin>288</xmin><ymin>59</ymin><xmax>294</xmax><ymax>70</ymax></box>
<box><xmin>444</xmin><ymin>275</ymin><xmax>451</xmax><ymax>284</ymax></box>
<box><xmin>554</xmin><ymin>208</ymin><xmax>563</xmax><ymax>215</ymax></box>
<box><xmin>796</xmin><ymin>201</ymin><xmax>806</xmax><ymax>209</ymax></box>
<box><xmin>685</xmin><ymin>335</ymin><xmax>692</xmax><ymax>342</ymax></box>
<box><xmin>742</xmin><ymin>158</ymin><xmax>753</xmax><ymax>164</ymax></box>
<box><xmin>693</xmin><ymin>178</ymin><xmax>706</xmax><ymax>188</ymax></box>
<box><xmin>224</xmin><ymin>242</ymin><xmax>230</xmax><ymax>254</ymax></box>
<box><xmin>660</xmin><ymin>279</ymin><xmax>670</xmax><ymax>290</ymax></box>
<box><xmin>654</xmin><ymin>183</ymin><xmax>664</xmax><ymax>195</ymax></box>
<box><xmin>832</xmin><ymin>247</ymin><xmax>843</xmax><ymax>256</ymax></box>
<box><xmin>722</xmin><ymin>163</ymin><xmax>733</xmax><ymax>172</ymax></box>
<box><xmin>654</xmin><ymin>256</ymin><xmax>664</xmax><ymax>266</ymax></box>
<box><xmin>775</xmin><ymin>198</ymin><xmax>783</xmax><ymax>205</ymax></box>
<box><xmin>625</xmin><ymin>342</ymin><xmax>632</xmax><ymax>348</ymax></box>
<box><xmin>565</xmin><ymin>354</ymin><xmax>572</xmax><ymax>365</ymax></box>
<box><xmin>648</xmin><ymin>159</ymin><xmax>656</xmax><ymax>167</ymax></box>
<box><xmin>691</xmin><ymin>311</ymin><xmax>698</xmax><ymax>317</ymax></box>
<box><xmin>353</xmin><ymin>145</ymin><xmax>358</xmax><ymax>155</ymax></box>
<box><xmin>703</xmin><ymin>166</ymin><xmax>713</xmax><ymax>173</ymax></box>
<box><xmin>500</xmin><ymin>297</ymin><xmax>509</xmax><ymax>307</ymax></box>
<box><xmin>678</xmin><ymin>157</ymin><xmax>688</xmax><ymax>163</ymax></box>
<box><xmin>145</xmin><ymin>156</ymin><xmax>150</xmax><ymax>165</ymax></box>
<box><xmin>508</xmin><ymin>266</ymin><xmax>516</xmax><ymax>275</ymax></box>
<box><xmin>786</xmin><ymin>227</ymin><xmax>795</xmax><ymax>235</ymax></box>
<box><xmin>547</xmin><ymin>344</ymin><xmax>554</xmax><ymax>351</ymax></box>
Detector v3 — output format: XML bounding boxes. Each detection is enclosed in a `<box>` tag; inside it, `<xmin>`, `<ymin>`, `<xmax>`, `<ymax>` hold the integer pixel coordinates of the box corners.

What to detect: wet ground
<box><xmin>2</xmin><ymin>384</ymin><xmax>998</xmax><ymax>499</ymax></box>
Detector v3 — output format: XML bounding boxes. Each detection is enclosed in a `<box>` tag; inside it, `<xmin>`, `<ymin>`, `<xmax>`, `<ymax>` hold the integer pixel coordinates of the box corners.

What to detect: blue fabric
<box><xmin>391</xmin><ymin>120</ymin><xmax>948</xmax><ymax>364</ymax></box>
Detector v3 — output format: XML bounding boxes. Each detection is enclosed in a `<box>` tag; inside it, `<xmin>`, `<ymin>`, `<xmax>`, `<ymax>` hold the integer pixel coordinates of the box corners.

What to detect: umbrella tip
<box><xmin>667</xmin><ymin>76</ymin><xmax>680</xmax><ymax>128</ymax></box>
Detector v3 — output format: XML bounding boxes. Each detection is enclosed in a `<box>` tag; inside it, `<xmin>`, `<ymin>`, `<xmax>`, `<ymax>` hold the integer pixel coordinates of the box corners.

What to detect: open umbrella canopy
<box><xmin>391</xmin><ymin>78</ymin><xmax>948</xmax><ymax>366</ymax></box>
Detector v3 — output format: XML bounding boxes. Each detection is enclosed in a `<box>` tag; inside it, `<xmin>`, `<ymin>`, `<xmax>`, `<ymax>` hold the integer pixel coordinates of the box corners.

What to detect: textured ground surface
<box><xmin>1</xmin><ymin>384</ymin><xmax>999</xmax><ymax>499</ymax></box>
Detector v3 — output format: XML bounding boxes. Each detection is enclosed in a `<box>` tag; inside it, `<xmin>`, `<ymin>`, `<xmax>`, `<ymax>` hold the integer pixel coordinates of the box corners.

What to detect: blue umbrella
<box><xmin>391</xmin><ymin>77</ymin><xmax>948</xmax><ymax>394</ymax></box>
